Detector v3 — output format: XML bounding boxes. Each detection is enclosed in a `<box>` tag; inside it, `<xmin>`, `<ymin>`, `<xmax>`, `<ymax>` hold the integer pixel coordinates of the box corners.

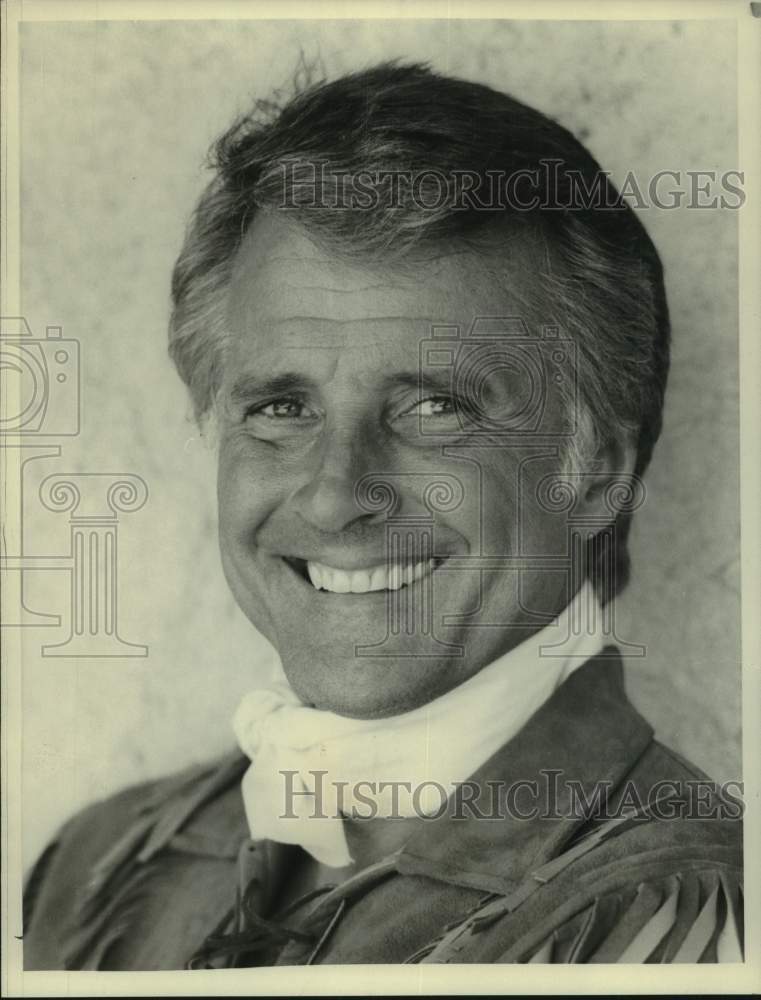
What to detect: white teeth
<box><xmin>350</xmin><ymin>571</ymin><xmax>371</xmax><ymax>594</ymax></box>
<box><xmin>304</xmin><ymin>559</ymin><xmax>437</xmax><ymax>594</ymax></box>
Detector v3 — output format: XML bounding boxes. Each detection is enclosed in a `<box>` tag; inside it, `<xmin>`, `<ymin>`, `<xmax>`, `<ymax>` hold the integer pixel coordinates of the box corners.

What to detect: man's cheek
<box><xmin>516</xmin><ymin>500</ymin><xmax>567</xmax><ymax>558</ymax></box>
<box><xmin>217</xmin><ymin>475</ymin><xmax>251</xmax><ymax>543</ymax></box>
<box><xmin>218</xmin><ymin>453</ymin><xmax>275</xmax><ymax>536</ymax></box>
<box><xmin>508</xmin><ymin>456</ymin><xmax>571</xmax><ymax>556</ymax></box>
<box><xmin>218</xmin><ymin>516</ymin><xmax>278</xmax><ymax>642</ymax></box>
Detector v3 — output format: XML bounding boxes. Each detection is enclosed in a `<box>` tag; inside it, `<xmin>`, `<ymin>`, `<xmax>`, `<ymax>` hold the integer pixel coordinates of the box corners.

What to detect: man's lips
<box><xmin>281</xmin><ymin>555</ymin><xmax>445</xmax><ymax>594</ymax></box>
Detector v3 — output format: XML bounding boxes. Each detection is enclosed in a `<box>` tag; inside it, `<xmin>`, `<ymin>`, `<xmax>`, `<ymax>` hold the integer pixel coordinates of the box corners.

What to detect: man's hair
<box><xmin>169</xmin><ymin>61</ymin><xmax>670</xmax><ymax>602</ymax></box>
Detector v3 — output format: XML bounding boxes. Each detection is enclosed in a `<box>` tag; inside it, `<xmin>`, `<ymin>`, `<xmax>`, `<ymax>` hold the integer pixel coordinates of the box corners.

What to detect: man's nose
<box><xmin>290</xmin><ymin>424</ymin><xmax>386</xmax><ymax>534</ymax></box>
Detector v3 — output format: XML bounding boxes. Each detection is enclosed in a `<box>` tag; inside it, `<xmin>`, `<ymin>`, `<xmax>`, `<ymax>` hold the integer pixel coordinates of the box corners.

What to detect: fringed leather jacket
<box><xmin>23</xmin><ymin>650</ymin><xmax>744</xmax><ymax>968</ymax></box>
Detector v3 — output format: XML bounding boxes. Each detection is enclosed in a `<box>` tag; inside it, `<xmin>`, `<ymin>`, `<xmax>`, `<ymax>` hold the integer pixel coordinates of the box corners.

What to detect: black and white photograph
<box><xmin>1</xmin><ymin>0</ymin><xmax>759</xmax><ymax>994</ymax></box>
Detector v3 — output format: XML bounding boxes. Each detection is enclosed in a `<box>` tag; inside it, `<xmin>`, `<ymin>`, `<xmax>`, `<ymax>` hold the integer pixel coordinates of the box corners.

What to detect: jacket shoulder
<box><xmin>515</xmin><ymin>740</ymin><xmax>745</xmax><ymax>963</ymax></box>
<box><xmin>419</xmin><ymin>776</ymin><xmax>743</xmax><ymax>964</ymax></box>
<box><xmin>504</xmin><ymin>816</ymin><xmax>743</xmax><ymax>963</ymax></box>
<box><xmin>23</xmin><ymin>750</ymin><xmax>249</xmax><ymax>970</ymax></box>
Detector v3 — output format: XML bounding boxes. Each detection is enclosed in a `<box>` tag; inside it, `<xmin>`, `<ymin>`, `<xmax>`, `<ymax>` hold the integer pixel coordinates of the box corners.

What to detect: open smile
<box><xmin>282</xmin><ymin>556</ymin><xmax>442</xmax><ymax>594</ymax></box>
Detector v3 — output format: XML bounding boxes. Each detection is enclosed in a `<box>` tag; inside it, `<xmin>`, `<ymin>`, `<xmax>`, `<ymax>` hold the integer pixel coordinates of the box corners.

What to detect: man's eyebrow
<box><xmin>226</xmin><ymin>369</ymin><xmax>455</xmax><ymax>405</ymax></box>
<box><xmin>227</xmin><ymin>372</ymin><xmax>315</xmax><ymax>403</ymax></box>
<box><xmin>384</xmin><ymin>370</ymin><xmax>454</xmax><ymax>392</ymax></box>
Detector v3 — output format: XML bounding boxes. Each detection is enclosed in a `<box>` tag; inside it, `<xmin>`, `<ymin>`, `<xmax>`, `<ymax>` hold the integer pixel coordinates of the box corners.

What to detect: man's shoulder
<box><xmin>23</xmin><ymin>750</ymin><xmax>248</xmax><ymax>970</ymax></box>
<box><xmin>427</xmin><ymin>772</ymin><xmax>743</xmax><ymax>964</ymax></box>
<box><xmin>563</xmin><ymin>732</ymin><xmax>743</xmax><ymax>902</ymax></box>
<box><xmin>444</xmin><ymin>735</ymin><xmax>743</xmax><ymax>964</ymax></box>
<box><xmin>27</xmin><ymin>749</ymin><xmax>249</xmax><ymax>882</ymax></box>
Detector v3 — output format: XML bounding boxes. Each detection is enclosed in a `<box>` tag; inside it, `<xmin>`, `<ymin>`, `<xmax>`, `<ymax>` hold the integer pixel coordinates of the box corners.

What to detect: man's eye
<box><xmin>242</xmin><ymin>397</ymin><xmax>320</xmax><ymax>440</ymax></box>
<box><xmin>249</xmin><ymin>399</ymin><xmax>313</xmax><ymax>420</ymax></box>
<box><xmin>390</xmin><ymin>394</ymin><xmax>465</xmax><ymax>446</ymax></box>
<box><xmin>404</xmin><ymin>396</ymin><xmax>457</xmax><ymax>417</ymax></box>
<box><xmin>246</xmin><ymin>398</ymin><xmax>316</xmax><ymax>421</ymax></box>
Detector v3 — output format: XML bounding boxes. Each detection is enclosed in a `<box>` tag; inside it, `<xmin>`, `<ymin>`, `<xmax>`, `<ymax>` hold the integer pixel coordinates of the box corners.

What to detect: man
<box><xmin>23</xmin><ymin>62</ymin><xmax>742</xmax><ymax>968</ymax></box>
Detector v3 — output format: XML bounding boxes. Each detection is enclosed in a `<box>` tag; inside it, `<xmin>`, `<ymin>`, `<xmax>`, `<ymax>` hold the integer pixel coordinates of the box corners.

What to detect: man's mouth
<box><xmin>283</xmin><ymin>557</ymin><xmax>439</xmax><ymax>594</ymax></box>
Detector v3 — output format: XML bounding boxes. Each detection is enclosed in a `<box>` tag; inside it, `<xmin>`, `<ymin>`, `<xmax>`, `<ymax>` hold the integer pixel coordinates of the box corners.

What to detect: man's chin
<box><xmin>277</xmin><ymin>642</ymin><xmax>470</xmax><ymax>719</ymax></box>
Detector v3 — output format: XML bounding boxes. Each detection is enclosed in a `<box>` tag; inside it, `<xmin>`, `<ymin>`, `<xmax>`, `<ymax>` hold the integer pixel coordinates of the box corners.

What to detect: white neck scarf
<box><xmin>233</xmin><ymin>581</ymin><xmax>605</xmax><ymax>868</ymax></box>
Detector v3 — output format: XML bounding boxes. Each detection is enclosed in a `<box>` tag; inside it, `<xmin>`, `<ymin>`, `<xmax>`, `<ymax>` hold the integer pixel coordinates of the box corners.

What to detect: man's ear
<box><xmin>575</xmin><ymin>433</ymin><xmax>638</xmax><ymax>523</ymax></box>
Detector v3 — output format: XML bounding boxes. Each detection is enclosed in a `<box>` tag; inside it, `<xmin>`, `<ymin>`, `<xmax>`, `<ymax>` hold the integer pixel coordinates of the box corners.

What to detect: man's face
<box><xmin>217</xmin><ymin>213</ymin><xmax>578</xmax><ymax>718</ymax></box>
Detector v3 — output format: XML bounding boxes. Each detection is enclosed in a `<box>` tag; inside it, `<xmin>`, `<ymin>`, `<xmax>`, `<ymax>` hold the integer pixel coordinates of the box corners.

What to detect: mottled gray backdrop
<box><xmin>18</xmin><ymin>18</ymin><xmax>740</xmax><ymax>865</ymax></box>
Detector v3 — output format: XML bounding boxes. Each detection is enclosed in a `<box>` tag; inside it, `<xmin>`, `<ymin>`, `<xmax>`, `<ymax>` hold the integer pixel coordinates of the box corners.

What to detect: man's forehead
<box><xmin>222</xmin><ymin>317</ymin><xmax>438</xmax><ymax>390</ymax></box>
<box><xmin>226</xmin><ymin>211</ymin><xmax>549</xmax><ymax>336</ymax></box>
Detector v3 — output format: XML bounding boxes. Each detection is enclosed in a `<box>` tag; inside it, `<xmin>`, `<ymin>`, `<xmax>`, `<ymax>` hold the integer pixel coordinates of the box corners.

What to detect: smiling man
<box><xmin>217</xmin><ymin>213</ymin><xmax>578</xmax><ymax>720</ymax></box>
<box><xmin>23</xmin><ymin>63</ymin><xmax>743</xmax><ymax>968</ymax></box>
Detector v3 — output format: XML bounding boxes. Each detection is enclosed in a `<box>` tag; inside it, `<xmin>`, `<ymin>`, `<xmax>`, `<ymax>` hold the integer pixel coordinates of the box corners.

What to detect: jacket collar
<box><xmin>395</xmin><ymin>647</ymin><xmax>654</xmax><ymax>895</ymax></box>
<box><xmin>163</xmin><ymin>648</ymin><xmax>653</xmax><ymax>901</ymax></box>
